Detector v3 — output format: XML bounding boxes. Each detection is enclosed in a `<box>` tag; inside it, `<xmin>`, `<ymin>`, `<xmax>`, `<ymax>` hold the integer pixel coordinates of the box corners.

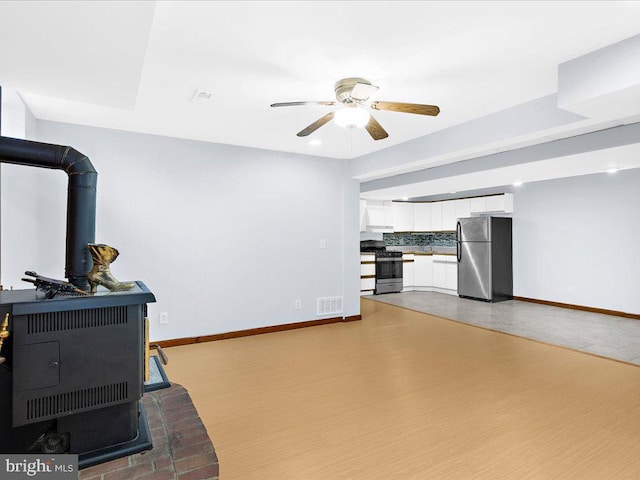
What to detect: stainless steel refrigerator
<box><xmin>457</xmin><ymin>216</ymin><xmax>513</xmax><ymax>302</ymax></box>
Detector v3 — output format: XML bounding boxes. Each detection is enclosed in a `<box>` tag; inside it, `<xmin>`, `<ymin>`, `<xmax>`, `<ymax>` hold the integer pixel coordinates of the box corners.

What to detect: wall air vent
<box><xmin>317</xmin><ymin>296</ymin><xmax>343</xmax><ymax>316</ymax></box>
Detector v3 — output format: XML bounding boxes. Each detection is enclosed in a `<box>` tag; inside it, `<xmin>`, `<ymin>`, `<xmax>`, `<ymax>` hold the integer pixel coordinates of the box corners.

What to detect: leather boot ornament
<box><xmin>87</xmin><ymin>244</ymin><xmax>135</xmax><ymax>293</ymax></box>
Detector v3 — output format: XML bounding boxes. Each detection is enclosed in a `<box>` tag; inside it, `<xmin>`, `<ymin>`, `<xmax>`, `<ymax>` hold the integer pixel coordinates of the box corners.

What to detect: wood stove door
<box><xmin>13</xmin><ymin>342</ymin><xmax>60</xmax><ymax>390</ymax></box>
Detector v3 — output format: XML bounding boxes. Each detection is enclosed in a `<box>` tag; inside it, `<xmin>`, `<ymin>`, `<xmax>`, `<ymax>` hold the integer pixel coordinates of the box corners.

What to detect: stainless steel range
<box><xmin>360</xmin><ymin>241</ymin><xmax>403</xmax><ymax>295</ymax></box>
<box><xmin>374</xmin><ymin>250</ymin><xmax>403</xmax><ymax>294</ymax></box>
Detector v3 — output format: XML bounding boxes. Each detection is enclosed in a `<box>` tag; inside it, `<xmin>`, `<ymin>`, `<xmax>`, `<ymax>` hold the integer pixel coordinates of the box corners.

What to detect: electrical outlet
<box><xmin>319</xmin><ymin>239</ymin><xmax>327</xmax><ymax>249</ymax></box>
<box><xmin>568</xmin><ymin>286</ymin><xmax>574</xmax><ymax>295</ymax></box>
<box><xmin>159</xmin><ymin>312</ymin><xmax>169</xmax><ymax>324</ymax></box>
<box><xmin>294</xmin><ymin>299</ymin><xmax>302</xmax><ymax>310</ymax></box>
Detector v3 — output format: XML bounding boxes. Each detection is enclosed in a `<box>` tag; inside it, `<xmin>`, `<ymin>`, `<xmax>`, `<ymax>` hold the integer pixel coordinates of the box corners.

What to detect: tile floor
<box><xmin>366</xmin><ymin>292</ymin><xmax>640</xmax><ymax>365</ymax></box>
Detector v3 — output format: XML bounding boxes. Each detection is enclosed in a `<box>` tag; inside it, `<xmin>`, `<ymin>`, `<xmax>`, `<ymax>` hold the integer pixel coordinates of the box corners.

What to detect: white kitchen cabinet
<box><xmin>361</xmin><ymin>277</ymin><xmax>375</xmax><ymax>293</ymax></box>
<box><xmin>403</xmin><ymin>254</ymin><xmax>415</xmax><ymax>290</ymax></box>
<box><xmin>504</xmin><ymin>193</ymin><xmax>514</xmax><ymax>213</ymax></box>
<box><xmin>414</xmin><ymin>255</ymin><xmax>433</xmax><ymax>287</ymax></box>
<box><xmin>361</xmin><ymin>263</ymin><xmax>375</xmax><ymax>276</ymax></box>
<box><xmin>360</xmin><ymin>253</ymin><xmax>376</xmax><ymax>295</ymax></box>
<box><xmin>446</xmin><ymin>260</ymin><xmax>458</xmax><ymax>291</ymax></box>
<box><xmin>364</xmin><ymin>193</ymin><xmax>512</xmax><ymax>235</ymax></box>
<box><xmin>432</xmin><ymin>200</ymin><xmax>457</xmax><ymax>231</ymax></box>
<box><xmin>393</xmin><ymin>202</ymin><xmax>414</xmax><ymax>232</ymax></box>
<box><xmin>383</xmin><ymin>201</ymin><xmax>396</xmax><ymax>225</ymax></box>
<box><xmin>470</xmin><ymin>194</ymin><xmax>514</xmax><ymax>214</ymax></box>
<box><xmin>433</xmin><ymin>254</ymin><xmax>457</xmax><ymax>294</ymax></box>
<box><xmin>441</xmin><ymin>200</ymin><xmax>457</xmax><ymax>231</ymax></box>
<box><xmin>433</xmin><ymin>256</ymin><xmax>447</xmax><ymax>289</ymax></box>
<box><xmin>486</xmin><ymin>193</ymin><xmax>514</xmax><ymax>213</ymax></box>
<box><xmin>413</xmin><ymin>203</ymin><xmax>432</xmax><ymax>231</ymax></box>
<box><xmin>455</xmin><ymin>198</ymin><xmax>471</xmax><ymax>221</ymax></box>
<box><xmin>431</xmin><ymin>202</ymin><xmax>442</xmax><ymax>231</ymax></box>
<box><xmin>470</xmin><ymin>196</ymin><xmax>487</xmax><ymax>214</ymax></box>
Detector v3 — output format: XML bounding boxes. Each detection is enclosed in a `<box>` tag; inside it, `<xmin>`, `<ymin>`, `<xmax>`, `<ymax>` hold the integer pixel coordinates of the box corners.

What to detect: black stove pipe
<box><xmin>0</xmin><ymin>136</ymin><xmax>97</xmax><ymax>289</ymax></box>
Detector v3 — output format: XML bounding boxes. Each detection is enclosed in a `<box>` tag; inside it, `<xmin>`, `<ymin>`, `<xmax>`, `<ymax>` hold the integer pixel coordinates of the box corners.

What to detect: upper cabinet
<box><xmin>392</xmin><ymin>202</ymin><xmax>414</xmax><ymax>232</ymax></box>
<box><xmin>470</xmin><ymin>193</ymin><xmax>513</xmax><ymax>214</ymax></box>
<box><xmin>363</xmin><ymin>193</ymin><xmax>513</xmax><ymax>233</ymax></box>
<box><xmin>455</xmin><ymin>198</ymin><xmax>471</xmax><ymax>220</ymax></box>
<box><xmin>486</xmin><ymin>193</ymin><xmax>514</xmax><ymax>213</ymax></box>
<box><xmin>441</xmin><ymin>200</ymin><xmax>457</xmax><ymax>231</ymax></box>
<box><xmin>431</xmin><ymin>200</ymin><xmax>459</xmax><ymax>231</ymax></box>
<box><xmin>431</xmin><ymin>202</ymin><xmax>442</xmax><ymax>231</ymax></box>
<box><xmin>413</xmin><ymin>203</ymin><xmax>432</xmax><ymax>231</ymax></box>
<box><xmin>469</xmin><ymin>196</ymin><xmax>487</xmax><ymax>214</ymax></box>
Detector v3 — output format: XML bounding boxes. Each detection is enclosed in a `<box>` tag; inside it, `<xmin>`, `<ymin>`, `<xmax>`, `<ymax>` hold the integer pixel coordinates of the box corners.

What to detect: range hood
<box><xmin>363</xmin><ymin>201</ymin><xmax>395</xmax><ymax>233</ymax></box>
<box><xmin>366</xmin><ymin>224</ymin><xmax>394</xmax><ymax>233</ymax></box>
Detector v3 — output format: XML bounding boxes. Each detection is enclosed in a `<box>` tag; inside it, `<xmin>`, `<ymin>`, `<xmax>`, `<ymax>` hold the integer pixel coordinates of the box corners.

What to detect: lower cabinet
<box><xmin>414</xmin><ymin>255</ymin><xmax>433</xmax><ymax>287</ymax></box>
<box><xmin>403</xmin><ymin>254</ymin><xmax>415</xmax><ymax>291</ymax></box>
<box><xmin>427</xmin><ymin>255</ymin><xmax>458</xmax><ymax>295</ymax></box>
<box><xmin>446</xmin><ymin>261</ymin><xmax>458</xmax><ymax>291</ymax></box>
<box><xmin>433</xmin><ymin>257</ymin><xmax>447</xmax><ymax>289</ymax></box>
<box><xmin>361</xmin><ymin>254</ymin><xmax>376</xmax><ymax>295</ymax></box>
<box><xmin>361</xmin><ymin>253</ymin><xmax>458</xmax><ymax>296</ymax></box>
<box><xmin>361</xmin><ymin>277</ymin><xmax>375</xmax><ymax>294</ymax></box>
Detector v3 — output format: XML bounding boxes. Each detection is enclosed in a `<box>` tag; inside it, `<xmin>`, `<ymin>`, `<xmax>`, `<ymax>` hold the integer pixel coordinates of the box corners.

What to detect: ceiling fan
<box><xmin>270</xmin><ymin>77</ymin><xmax>440</xmax><ymax>141</ymax></box>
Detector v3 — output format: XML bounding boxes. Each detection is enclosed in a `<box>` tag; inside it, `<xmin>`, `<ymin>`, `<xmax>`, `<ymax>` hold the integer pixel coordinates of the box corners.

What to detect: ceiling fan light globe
<box><xmin>334</xmin><ymin>107</ymin><xmax>370</xmax><ymax>128</ymax></box>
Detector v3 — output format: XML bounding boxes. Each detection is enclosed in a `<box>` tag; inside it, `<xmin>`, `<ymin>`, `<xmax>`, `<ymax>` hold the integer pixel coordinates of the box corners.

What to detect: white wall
<box><xmin>1</xmin><ymin>88</ymin><xmax>46</xmax><ymax>287</ymax></box>
<box><xmin>2</xmin><ymin>119</ymin><xmax>360</xmax><ymax>341</ymax></box>
<box><xmin>341</xmin><ymin>168</ymin><xmax>361</xmax><ymax>318</ymax></box>
<box><xmin>513</xmin><ymin>168</ymin><xmax>640</xmax><ymax>314</ymax></box>
<box><xmin>1</xmin><ymin>88</ymin><xmax>27</xmax><ymax>138</ymax></box>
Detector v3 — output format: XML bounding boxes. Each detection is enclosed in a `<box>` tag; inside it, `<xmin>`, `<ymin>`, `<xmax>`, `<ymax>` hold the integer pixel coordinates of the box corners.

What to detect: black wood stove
<box><xmin>0</xmin><ymin>284</ymin><xmax>156</xmax><ymax>467</ymax></box>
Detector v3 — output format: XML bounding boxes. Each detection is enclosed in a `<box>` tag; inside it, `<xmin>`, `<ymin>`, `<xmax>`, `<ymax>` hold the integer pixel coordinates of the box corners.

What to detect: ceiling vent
<box><xmin>191</xmin><ymin>90</ymin><xmax>213</xmax><ymax>104</ymax></box>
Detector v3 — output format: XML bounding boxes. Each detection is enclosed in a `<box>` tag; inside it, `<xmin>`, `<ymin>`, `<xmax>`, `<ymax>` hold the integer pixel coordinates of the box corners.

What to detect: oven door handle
<box><xmin>376</xmin><ymin>258</ymin><xmax>403</xmax><ymax>262</ymax></box>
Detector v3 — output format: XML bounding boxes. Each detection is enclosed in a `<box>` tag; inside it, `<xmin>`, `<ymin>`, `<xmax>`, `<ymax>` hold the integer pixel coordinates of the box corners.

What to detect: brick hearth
<box><xmin>80</xmin><ymin>384</ymin><xmax>219</xmax><ymax>480</ymax></box>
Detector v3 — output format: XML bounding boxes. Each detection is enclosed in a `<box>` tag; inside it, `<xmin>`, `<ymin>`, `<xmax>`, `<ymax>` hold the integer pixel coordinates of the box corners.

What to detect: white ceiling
<box><xmin>361</xmin><ymin>142</ymin><xmax>640</xmax><ymax>200</ymax></box>
<box><xmin>1</xmin><ymin>1</ymin><xmax>640</xmax><ymax>193</ymax></box>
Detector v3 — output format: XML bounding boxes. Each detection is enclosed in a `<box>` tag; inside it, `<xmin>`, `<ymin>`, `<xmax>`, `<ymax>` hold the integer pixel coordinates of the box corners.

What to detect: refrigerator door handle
<box><xmin>456</xmin><ymin>221</ymin><xmax>462</xmax><ymax>262</ymax></box>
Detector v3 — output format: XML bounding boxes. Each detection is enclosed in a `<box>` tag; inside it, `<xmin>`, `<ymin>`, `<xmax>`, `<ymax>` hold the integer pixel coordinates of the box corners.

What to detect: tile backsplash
<box><xmin>383</xmin><ymin>232</ymin><xmax>456</xmax><ymax>247</ymax></box>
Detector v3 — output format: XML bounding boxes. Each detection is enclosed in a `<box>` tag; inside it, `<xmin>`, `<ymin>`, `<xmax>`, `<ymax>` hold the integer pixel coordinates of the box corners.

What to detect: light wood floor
<box><xmin>164</xmin><ymin>298</ymin><xmax>640</xmax><ymax>480</ymax></box>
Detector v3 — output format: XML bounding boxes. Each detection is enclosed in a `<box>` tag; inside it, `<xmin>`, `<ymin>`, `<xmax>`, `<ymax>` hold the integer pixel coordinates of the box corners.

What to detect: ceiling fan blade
<box><xmin>296</xmin><ymin>112</ymin><xmax>335</xmax><ymax>137</ymax></box>
<box><xmin>351</xmin><ymin>82</ymin><xmax>379</xmax><ymax>102</ymax></box>
<box><xmin>271</xmin><ymin>101</ymin><xmax>337</xmax><ymax>108</ymax></box>
<box><xmin>365</xmin><ymin>115</ymin><xmax>389</xmax><ymax>141</ymax></box>
<box><xmin>370</xmin><ymin>101</ymin><xmax>440</xmax><ymax>116</ymax></box>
